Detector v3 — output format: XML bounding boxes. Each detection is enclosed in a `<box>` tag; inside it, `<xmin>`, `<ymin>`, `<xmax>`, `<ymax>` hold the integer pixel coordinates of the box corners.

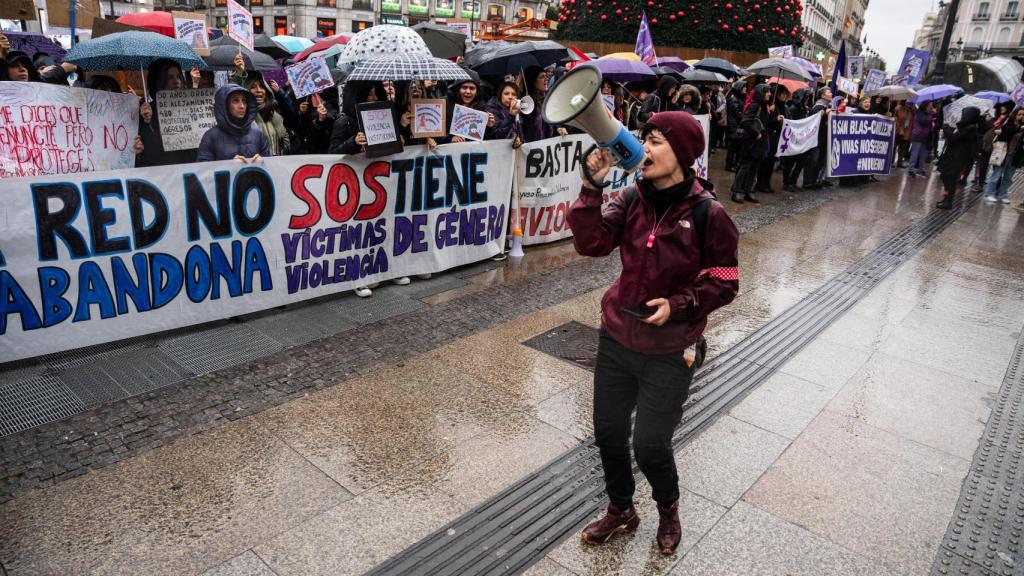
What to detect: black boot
<box><xmin>744</xmin><ymin>191</ymin><xmax>760</xmax><ymax>204</ymax></box>
<box><xmin>731</xmin><ymin>191</ymin><xmax>745</xmax><ymax>203</ymax></box>
<box><xmin>936</xmin><ymin>194</ymin><xmax>953</xmax><ymax>209</ymax></box>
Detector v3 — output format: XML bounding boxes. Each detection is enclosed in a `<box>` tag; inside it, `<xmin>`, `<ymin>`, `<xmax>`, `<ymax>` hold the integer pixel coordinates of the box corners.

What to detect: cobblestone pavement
<box><xmin>0</xmin><ymin>164</ymin><xmax>852</xmax><ymax>506</ymax></box>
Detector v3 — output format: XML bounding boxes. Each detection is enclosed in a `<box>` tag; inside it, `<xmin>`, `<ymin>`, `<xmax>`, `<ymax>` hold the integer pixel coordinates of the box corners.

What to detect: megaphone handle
<box><xmin>581</xmin><ymin>144</ymin><xmax>612</xmax><ymax>189</ymax></box>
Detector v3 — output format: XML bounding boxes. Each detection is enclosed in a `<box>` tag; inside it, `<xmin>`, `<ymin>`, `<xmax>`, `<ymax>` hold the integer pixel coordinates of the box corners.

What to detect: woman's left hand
<box><xmin>557</xmin><ymin>127</ymin><xmax>568</xmax><ymax>137</ymax></box>
<box><xmin>487</xmin><ymin>113</ymin><xmax>496</xmax><ymax>128</ymax></box>
<box><xmin>642</xmin><ymin>298</ymin><xmax>671</xmax><ymax>326</ymax></box>
<box><xmin>133</xmin><ymin>136</ymin><xmax>144</xmax><ymax>154</ymax></box>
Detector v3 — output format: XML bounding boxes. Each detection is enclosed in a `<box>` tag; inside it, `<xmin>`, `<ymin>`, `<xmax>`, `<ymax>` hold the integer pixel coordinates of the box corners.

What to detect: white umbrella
<box><xmin>866</xmin><ymin>85</ymin><xmax>918</xmax><ymax>101</ymax></box>
<box><xmin>943</xmin><ymin>95</ymin><xmax>994</xmax><ymax>127</ymax></box>
<box><xmin>746</xmin><ymin>57</ymin><xmax>813</xmax><ymax>82</ymax></box>
<box><xmin>340</xmin><ymin>24</ymin><xmax>431</xmax><ymax>67</ymax></box>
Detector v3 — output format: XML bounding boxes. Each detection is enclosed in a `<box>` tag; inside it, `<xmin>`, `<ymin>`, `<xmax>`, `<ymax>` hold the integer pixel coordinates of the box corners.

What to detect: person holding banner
<box><xmin>569</xmin><ymin>112</ymin><xmax>739</xmax><ymax>556</ymax></box>
<box><xmin>484</xmin><ymin>82</ymin><xmax>524</xmax><ymax>148</ymax></box>
<box><xmin>936</xmin><ymin>106</ymin><xmax>982</xmax><ymax>210</ymax></box>
<box><xmin>136</xmin><ymin>60</ymin><xmax>200</xmax><ymax>168</ymax></box>
<box><xmin>196</xmin><ymin>84</ymin><xmax>271</xmax><ymax>162</ymax></box>
<box><xmin>447</xmin><ymin>72</ymin><xmax>492</xmax><ymax>143</ymax></box>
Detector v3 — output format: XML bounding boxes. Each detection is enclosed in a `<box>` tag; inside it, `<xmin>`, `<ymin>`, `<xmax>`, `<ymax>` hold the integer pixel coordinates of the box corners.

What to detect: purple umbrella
<box><xmin>656</xmin><ymin>56</ymin><xmax>690</xmax><ymax>73</ymax></box>
<box><xmin>5</xmin><ymin>31</ymin><xmax>66</xmax><ymax>64</ymax></box>
<box><xmin>788</xmin><ymin>56</ymin><xmax>822</xmax><ymax>79</ymax></box>
<box><xmin>590</xmin><ymin>59</ymin><xmax>656</xmax><ymax>82</ymax></box>
<box><xmin>975</xmin><ymin>91</ymin><xmax>1011</xmax><ymax>104</ymax></box>
<box><xmin>910</xmin><ymin>84</ymin><xmax>963</xmax><ymax>104</ymax></box>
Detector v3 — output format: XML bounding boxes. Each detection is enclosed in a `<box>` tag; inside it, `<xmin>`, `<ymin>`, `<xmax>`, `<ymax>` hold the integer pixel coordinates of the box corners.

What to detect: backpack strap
<box><xmin>692</xmin><ymin>198</ymin><xmax>712</xmax><ymax>269</ymax></box>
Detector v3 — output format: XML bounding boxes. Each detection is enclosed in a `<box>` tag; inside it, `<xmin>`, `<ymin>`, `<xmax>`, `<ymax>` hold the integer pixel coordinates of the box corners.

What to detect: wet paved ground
<box><xmin>1</xmin><ymin>156</ymin><xmax>1023</xmax><ymax>576</ymax></box>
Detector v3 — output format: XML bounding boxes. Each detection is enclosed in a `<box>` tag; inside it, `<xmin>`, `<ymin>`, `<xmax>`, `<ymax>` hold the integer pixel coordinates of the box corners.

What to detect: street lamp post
<box><xmin>930</xmin><ymin>0</ymin><xmax>961</xmax><ymax>83</ymax></box>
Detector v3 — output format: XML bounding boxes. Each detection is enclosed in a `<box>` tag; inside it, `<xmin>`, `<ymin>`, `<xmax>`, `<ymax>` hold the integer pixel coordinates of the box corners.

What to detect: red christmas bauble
<box><xmin>753</xmin><ymin>3</ymin><xmax>759</xmax><ymax>9</ymax></box>
<box><xmin>615</xmin><ymin>8</ymin><xmax>622</xmax><ymax>14</ymax></box>
<box><xmin>725</xmin><ymin>2</ymin><xmax>732</xmax><ymax>7</ymax></box>
<box><xmin>651</xmin><ymin>17</ymin><xmax>658</xmax><ymax>23</ymax></box>
<box><xmin>723</xmin><ymin>23</ymin><xmax>730</xmax><ymax>29</ymax></box>
<box><xmin>600</xmin><ymin>13</ymin><xmax>607</xmax><ymax>19</ymax></box>
<box><xmin>677</xmin><ymin>10</ymin><xmax>684</xmax><ymax>15</ymax></box>
<box><xmin>747</xmin><ymin>23</ymin><xmax>753</xmax><ymax>30</ymax></box>
<box><xmin>647</xmin><ymin>0</ymin><xmax>654</xmax><ymax>6</ymax></box>
<box><xmin>693</xmin><ymin>18</ymin><xmax>700</xmax><ymax>23</ymax></box>
<box><xmin>733</xmin><ymin>14</ymin><xmax>738</xmax><ymax>19</ymax></box>
<box><xmin>669</xmin><ymin>14</ymin><xmax>676</xmax><ymax>20</ymax></box>
<box><xmin>776</xmin><ymin>7</ymin><xmax>781</xmax><ymax>12</ymax></box>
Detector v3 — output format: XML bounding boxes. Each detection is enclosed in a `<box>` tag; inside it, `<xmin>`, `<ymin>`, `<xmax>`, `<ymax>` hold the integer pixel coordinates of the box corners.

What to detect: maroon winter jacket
<box><xmin>567</xmin><ymin>179</ymin><xmax>739</xmax><ymax>355</ymax></box>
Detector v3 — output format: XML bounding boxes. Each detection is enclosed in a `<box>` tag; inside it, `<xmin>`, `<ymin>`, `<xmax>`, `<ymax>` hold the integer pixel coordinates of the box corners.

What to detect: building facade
<box><xmin>798</xmin><ymin>0</ymin><xmax>871</xmax><ymax>66</ymax></box>
<box><xmin>914</xmin><ymin>0</ymin><xmax>1024</xmax><ymax>64</ymax></box>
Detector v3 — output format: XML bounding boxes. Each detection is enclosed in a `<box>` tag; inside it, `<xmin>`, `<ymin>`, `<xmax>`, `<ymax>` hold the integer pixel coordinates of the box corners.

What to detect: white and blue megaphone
<box><xmin>542</xmin><ymin>65</ymin><xmax>645</xmax><ymax>187</ymax></box>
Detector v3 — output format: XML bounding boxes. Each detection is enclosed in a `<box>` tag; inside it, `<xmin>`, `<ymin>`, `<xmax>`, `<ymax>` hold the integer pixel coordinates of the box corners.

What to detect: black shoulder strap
<box><xmin>624</xmin><ymin>187</ymin><xmax>638</xmax><ymax>210</ymax></box>
<box><xmin>692</xmin><ymin>198</ymin><xmax>712</xmax><ymax>268</ymax></box>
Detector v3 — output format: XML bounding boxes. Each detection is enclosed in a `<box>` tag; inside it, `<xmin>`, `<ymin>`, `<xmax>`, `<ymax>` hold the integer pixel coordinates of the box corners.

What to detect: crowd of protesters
<box><xmin>2</xmin><ymin>30</ymin><xmax>1022</xmax><ymax>216</ymax></box>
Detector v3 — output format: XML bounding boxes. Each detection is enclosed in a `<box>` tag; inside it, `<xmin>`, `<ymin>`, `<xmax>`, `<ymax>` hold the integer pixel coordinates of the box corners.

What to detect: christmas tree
<box><xmin>553</xmin><ymin>0</ymin><xmax>806</xmax><ymax>54</ymax></box>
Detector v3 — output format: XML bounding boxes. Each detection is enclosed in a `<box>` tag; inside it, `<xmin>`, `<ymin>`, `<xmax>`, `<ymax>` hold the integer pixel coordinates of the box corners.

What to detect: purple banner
<box><xmin>828</xmin><ymin>114</ymin><xmax>895</xmax><ymax>177</ymax></box>
<box><xmin>895</xmin><ymin>48</ymin><xmax>930</xmax><ymax>86</ymax></box>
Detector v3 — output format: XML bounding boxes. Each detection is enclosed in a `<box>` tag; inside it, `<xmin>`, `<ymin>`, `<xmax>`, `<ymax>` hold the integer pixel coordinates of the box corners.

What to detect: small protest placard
<box><xmin>156</xmin><ymin>88</ymin><xmax>216</xmax><ymax>152</ymax></box>
<box><xmin>172</xmin><ymin>12</ymin><xmax>209</xmax><ymax>56</ymax></box>
<box><xmin>768</xmin><ymin>45</ymin><xmax>793</xmax><ymax>58</ymax></box>
<box><xmin>836</xmin><ymin>76</ymin><xmax>859</xmax><ymax>96</ymax></box>
<box><xmin>227</xmin><ymin>0</ymin><xmax>254</xmax><ymax>52</ymax></box>
<box><xmin>1012</xmin><ymin>83</ymin><xmax>1024</xmax><ymax>107</ymax></box>
<box><xmin>285</xmin><ymin>57</ymin><xmax>335</xmax><ymax>100</ymax></box>
<box><xmin>450</xmin><ymin>104</ymin><xmax>488</xmax><ymax>142</ymax></box>
<box><xmin>0</xmin><ymin>0</ymin><xmax>35</xmax><ymax>20</ymax></box>
<box><xmin>847</xmin><ymin>56</ymin><xmax>864</xmax><ymax>80</ymax></box>
<box><xmin>47</xmin><ymin>0</ymin><xmax>99</xmax><ymax>28</ymax></box>
<box><xmin>602</xmin><ymin>95</ymin><xmax>615</xmax><ymax>115</ymax></box>
<box><xmin>411</xmin><ymin>99</ymin><xmax>446</xmax><ymax>138</ymax></box>
<box><xmin>358</xmin><ymin>102</ymin><xmax>403</xmax><ymax>158</ymax></box>
<box><xmin>863</xmin><ymin>69</ymin><xmax>887</xmax><ymax>95</ymax></box>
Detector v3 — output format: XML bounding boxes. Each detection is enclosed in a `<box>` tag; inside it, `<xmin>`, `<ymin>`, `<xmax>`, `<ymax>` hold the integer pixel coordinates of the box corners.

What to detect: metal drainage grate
<box><xmin>0</xmin><ymin>375</ymin><xmax>84</xmax><ymax>437</ymax></box>
<box><xmin>58</xmin><ymin>349</ymin><xmax>191</xmax><ymax>409</ymax></box>
<box><xmin>158</xmin><ymin>324</ymin><xmax>284</xmax><ymax>376</ymax></box>
<box><xmin>247</xmin><ymin>302</ymin><xmax>359</xmax><ymax>348</ymax></box>
<box><xmin>327</xmin><ymin>288</ymin><xmax>427</xmax><ymax>324</ymax></box>
<box><xmin>36</xmin><ymin>337</ymin><xmax>151</xmax><ymax>372</ymax></box>
<box><xmin>368</xmin><ymin>193</ymin><xmax>982</xmax><ymax>576</ymax></box>
<box><xmin>401</xmin><ymin>275</ymin><xmax>469</xmax><ymax>300</ymax></box>
<box><xmin>930</xmin><ymin>328</ymin><xmax>1024</xmax><ymax>576</ymax></box>
<box><xmin>522</xmin><ymin>321</ymin><xmax>600</xmax><ymax>371</ymax></box>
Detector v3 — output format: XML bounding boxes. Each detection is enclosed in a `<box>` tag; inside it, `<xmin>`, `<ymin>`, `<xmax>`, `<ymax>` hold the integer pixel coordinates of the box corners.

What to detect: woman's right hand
<box><xmin>584</xmin><ymin>147</ymin><xmax>612</xmax><ymax>188</ymax></box>
<box><xmin>451</xmin><ymin>136</ymin><xmax>466</xmax><ymax>143</ymax></box>
<box><xmin>299</xmin><ymin>101</ymin><xmax>309</xmax><ymax>114</ymax></box>
<box><xmin>401</xmin><ymin>111</ymin><xmax>413</xmax><ymax>128</ymax></box>
<box><xmin>140</xmin><ymin>101</ymin><xmax>152</xmax><ymax>123</ymax></box>
<box><xmin>355</xmin><ymin>132</ymin><xmax>367</xmax><ymax>146</ymax></box>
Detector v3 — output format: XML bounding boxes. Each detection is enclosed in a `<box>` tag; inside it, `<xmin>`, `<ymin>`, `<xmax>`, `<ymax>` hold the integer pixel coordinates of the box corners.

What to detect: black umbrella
<box><xmin>464</xmin><ymin>41</ymin><xmax>514</xmax><ymax>69</ymax></box>
<box><xmin>203</xmin><ymin>44</ymin><xmax>281</xmax><ymax>71</ymax></box>
<box><xmin>411</xmin><ymin>22</ymin><xmax>466</xmax><ymax>59</ymax></box>
<box><xmin>652</xmin><ymin>66</ymin><xmax>684</xmax><ymax>80</ymax></box>
<box><xmin>681</xmin><ymin>67</ymin><xmax>728</xmax><ymax>83</ymax></box>
<box><xmin>210</xmin><ymin>33</ymin><xmax>291</xmax><ymax>60</ymax></box>
<box><xmin>469</xmin><ymin>41</ymin><xmax>569</xmax><ymax>76</ymax></box>
<box><xmin>694</xmin><ymin>57</ymin><xmax>741</xmax><ymax>78</ymax></box>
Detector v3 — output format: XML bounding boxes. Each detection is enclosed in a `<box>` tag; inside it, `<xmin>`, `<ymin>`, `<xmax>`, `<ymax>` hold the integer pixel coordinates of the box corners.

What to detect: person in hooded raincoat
<box><xmin>730</xmin><ymin>83</ymin><xmax>773</xmax><ymax>204</ymax></box>
<box><xmin>935</xmin><ymin>106</ymin><xmax>981</xmax><ymax>209</ymax></box>
<box><xmin>196</xmin><ymin>84</ymin><xmax>270</xmax><ymax>162</ymax></box>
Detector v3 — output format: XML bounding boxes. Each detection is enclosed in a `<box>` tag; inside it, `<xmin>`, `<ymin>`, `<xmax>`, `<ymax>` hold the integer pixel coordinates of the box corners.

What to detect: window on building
<box><xmin>216</xmin><ymin>15</ymin><xmax>227</xmax><ymax>27</ymax></box>
<box><xmin>517</xmin><ymin>6</ymin><xmax>533</xmax><ymax>20</ymax></box>
<box><xmin>275</xmin><ymin>16</ymin><xmax>288</xmax><ymax>35</ymax></box>
<box><xmin>971</xmin><ymin>26</ymin><xmax>984</xmax><ymax>42</ymax></box>
<box><xmin>978</xmin><ymin>2</ymin><xmax>990</xmax><ymax>16</ymax></box>
<box><xmin>435</xmin><ymin>0</ymin><xmax>455</xmax><ymax>16</ymax></box>
<box><xmin>317</xmin><ymin>0</ymin><xmax>336</xmax><ymax>6</ymax></box>
<box><xmin>215</xmin><ymin>0</ymin><xmax>226</xmax><ymax>6</ymax></box>
<box><xmin>352</xmin><ymin>20</ymin><xmax>372</xmax><ymax>31</ymax></box>
<box><xmin>352</xmin><ymin>0</ymin><xmax>373</xmax><ymax>10</ymax></box>
<box><xmin>998</xmin><ymin>26</ymin><xmax>1011</xmax><ymax>43</ymax></box>
<box><xmin>461</xmin><ymin>0</ymin><xmax>480</xmax><ymax>17</ymax></box>
<box><xmin>250</xmin><ymin>0</ymin><xmax>263</xmax><ymax>5</ymax></box>
<box><xmin>275</xmin><ymin>0</ymin><xmax>287</xmax><ymax>4</ymax></box>
<box><xmin>1007</xmin><ymin>1</ymin><xmax>1019</xmax><ymax>16</ymax></box>
<box><xmin>487</xmin><ymin>3</ymin><xmax>504</xmax><ymax>20</ymax></box>
<box><xmin>317</xmin><ymin>18</ymin><xmax>336</xmax><ymax>36</ymax></box>
<box><xmin>253</xmin><ymin>15</ymin><xmax>263</xmax><ymax>32</ymax></box>
<box><xmin>409</xmin><ymin>0</ymin><xmax>428</xmax><ymax>15</ymax></box>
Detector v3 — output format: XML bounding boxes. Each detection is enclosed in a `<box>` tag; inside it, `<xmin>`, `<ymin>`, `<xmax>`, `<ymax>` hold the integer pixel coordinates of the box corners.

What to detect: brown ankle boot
<box><xmin>581</xmin><ymin>503</ymin><xmax>639</xmax><ymax>545</ymax></box>
<box><xmin>656</xmin><ymin>500</ymin><xmax>681</xmax><ymax>554</ymax></box>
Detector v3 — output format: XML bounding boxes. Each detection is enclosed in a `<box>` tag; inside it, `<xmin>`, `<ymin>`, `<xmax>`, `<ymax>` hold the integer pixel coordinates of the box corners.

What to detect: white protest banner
<box><xmin>847</xmin><ymin>56</ymin><xmax>864</xmax><ymax>80</ymax></box>
<box><xmin>227</xmin><ymin>0</ymin><xmax>254</xmax><ymax>52</ymax></box>
<box><xmin>451</xmin><ymin>104</ymin><xmax>488</xmax><ymax>142</ymax></box>
<box><xmin>692</xmin><ymin>113</ymin><xmax>711</xmax><ymax>179</ymax></box>
<box><xmin>412</xmin><ymin>99</ymin><xmax>446</xmax><ymax>138</ymax></box>
<box><xmin>0</xmin><ymin>82</ymin><xmax>139</xmax><ymax>179</ymax></box>
<box><xmin>768</xmin><ymin>45</ymin><xmax>793</xmax><ymax>58</ymax></box>
<box><xmin>515</xmin><ymin>120</ymin><xmax>710</xmax><ymax>246</ymax></box>
<box><xmin>776</xmin><ymin>114</ymin><xmax>821</xmax><ymax>157</ymax></box>
<box><xmin>0</xmin><ymin>142</ymin><xmax>514</xmax><ymax>361</ymax></box>
<box><xmin>1011</xmin><ymin>83</ymin><xmax>1024</xmax><ymax>107</ymax></box>
<box><xmin>156</xmin><ymin>88</ymin><xmax>216</xmax><ymax>152</ymax></box>
<box><xmin>285</xmin><ymin>57</ymin><xmax>335</xmax><ymax>100</ymax></box>
<box><xmin>172</xmin><ymin>11</ymin><xmax>209</xmax><ymax>56</ymax></box>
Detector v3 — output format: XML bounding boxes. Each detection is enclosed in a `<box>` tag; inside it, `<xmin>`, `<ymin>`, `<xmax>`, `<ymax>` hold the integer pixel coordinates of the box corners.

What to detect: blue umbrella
<box><xmin>590</xmin><ymin>59</ymin><xmax>656</xmax><ymax>82</ymax></box>
<box><xmin>975</xmin><ymin>90</ymin><xmax>1011</xmax><ymax>104</ymax></box>
<box><xmin>272</xmin><ymin>35</ymin><xmax>314</xmax><ymax>53</ymax></box>
<box><xmin>64</xmin><ymin>31</ymin><xmax>206</xmax><ymax>72</ymax></box>
<box><xmin>909</xmin><ymin>84</ymin><xmax>962</xmax><ymax>104</ymax></box>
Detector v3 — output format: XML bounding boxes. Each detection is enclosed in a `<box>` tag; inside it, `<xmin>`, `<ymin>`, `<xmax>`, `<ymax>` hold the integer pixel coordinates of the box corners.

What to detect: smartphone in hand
<box><xmin>621</xmin><ymin>305</ymin><xmax>655</xmax><ymax>319</ymax></box>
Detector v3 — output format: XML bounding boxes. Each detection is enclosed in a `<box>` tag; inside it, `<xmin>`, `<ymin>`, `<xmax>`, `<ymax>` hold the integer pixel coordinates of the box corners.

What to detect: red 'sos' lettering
<box><xmin>289</xmin><ymin>164</ymin><xmax>323</xmax><ymax>229</ymax></box>
<box><xmin>356</xmin><ymin>161</ymin><xmax>389</xmax><ymax>221</ymax></box>
<box><xmin>325</xmin><ymin>163</ymin><xmax>359</xmax><ymax>223</ymax></box>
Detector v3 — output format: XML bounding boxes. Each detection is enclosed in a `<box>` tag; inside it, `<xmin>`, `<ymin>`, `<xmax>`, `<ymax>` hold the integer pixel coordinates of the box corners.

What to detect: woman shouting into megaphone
<box><xmin>567</xmin><ymin>111</ymin><xmax>739</xmax><ymax>556</ymax></box>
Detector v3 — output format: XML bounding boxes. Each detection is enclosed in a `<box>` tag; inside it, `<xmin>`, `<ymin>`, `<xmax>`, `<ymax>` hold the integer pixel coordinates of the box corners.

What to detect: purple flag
<box><xmin>635</xmin><ymin>12</ymin><xmax>657</xmax><ymax>66</ymax></box>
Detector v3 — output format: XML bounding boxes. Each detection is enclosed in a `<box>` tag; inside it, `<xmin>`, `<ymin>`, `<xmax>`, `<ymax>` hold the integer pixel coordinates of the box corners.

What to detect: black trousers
<box><xmin>594</xmin><ymin>332</ymin><xmax>697</xmax><ymax>509</ymax></box>
<box><xmin>755</xmin><ymin>153</ymin><xmax>776</xmax><ymax>190</ymax></box>
<box><xmin>733</xmin><ymin>152</ymin><xmax>760</xmax><ymax>194</ymax></box>
<box><xmin>725</xmin><ymin>135</ymin><xmax>738</xmax><ymax>170</ymax></box>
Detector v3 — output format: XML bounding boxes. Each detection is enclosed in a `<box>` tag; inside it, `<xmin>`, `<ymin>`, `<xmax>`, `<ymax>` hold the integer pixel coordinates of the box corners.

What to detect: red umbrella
<box><xmin>117</xmin><ymin>12</ymin><xmax>175</xmax><ymax>38</ymax></box>
<box><xmin>295</xmin><ymin>34</ymin><xmax>352</xmax><ymax>62</ymax></box>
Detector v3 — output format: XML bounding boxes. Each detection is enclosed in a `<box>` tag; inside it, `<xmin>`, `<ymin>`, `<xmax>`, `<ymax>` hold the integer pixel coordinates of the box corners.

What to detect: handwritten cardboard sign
<box><xmin>358</xmin><ymin>102</ymin><xmax>402</xmax><ymax>158</ymax></box>
<box><xmin>46</xmin><ymin>0</ymin><xmax>99</xmax><ymax>28</ymax></box>
<box><xmin>227</xmin><ymin>0</ymin><xmax>254</xmax><ymax>52</ymax></box>
<box><xmin>156</xmin><ymin>88</ymin><xmax>216</xmax><ymax>151</ymax></box>
<box><xmin>0</xmin><ymin>0</ymin><xmax>36</xmax><ymax>21</ymax></box>
<box><xmin>285</xmin><ymin>57</ymin><xmax>335</xmax><ymax>100</ymax></box>
<box><xmin>411</xmin><ymin>98</ymin><xmax>446</xmax><ymax>138</ymax></box>
<box><xmin>0</xmin><ymin>81</ymin><xmax>139</xmax><ymax>178</ymax></box>
<box><xmin>450</xmin><ymin>104</ymin><xmax>488</xmax><ymax>142</ymax></box>
<box><xmin>172</xmin><ymin>11</ymin><xmax>209</xmax><ymax>56</ymax></box>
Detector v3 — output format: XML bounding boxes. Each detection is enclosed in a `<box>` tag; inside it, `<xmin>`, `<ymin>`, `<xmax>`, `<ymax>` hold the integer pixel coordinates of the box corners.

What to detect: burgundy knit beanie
<box><xmin>645</xmin><ymin>111</ymin><xmax>706</xmax><ymax>169</ymax></box>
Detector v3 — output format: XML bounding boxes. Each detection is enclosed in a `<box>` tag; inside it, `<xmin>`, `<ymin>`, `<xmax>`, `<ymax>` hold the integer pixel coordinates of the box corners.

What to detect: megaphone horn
<box><xmin>516</xmin><ymin>95</ymin><xmax>535</xmax><ymax>115</ymax></box>
<box><xmin>542</xmin><ymin>64</ymin><xmax>645</xmax><ymax>182</ymax></box>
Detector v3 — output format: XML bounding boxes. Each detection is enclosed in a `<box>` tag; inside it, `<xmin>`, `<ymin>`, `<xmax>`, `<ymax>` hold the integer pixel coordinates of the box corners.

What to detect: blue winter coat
<box><xmin>196</xmin><ymin>84</ymin><xmax>271</xmax><ymax>162</ymax></box>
